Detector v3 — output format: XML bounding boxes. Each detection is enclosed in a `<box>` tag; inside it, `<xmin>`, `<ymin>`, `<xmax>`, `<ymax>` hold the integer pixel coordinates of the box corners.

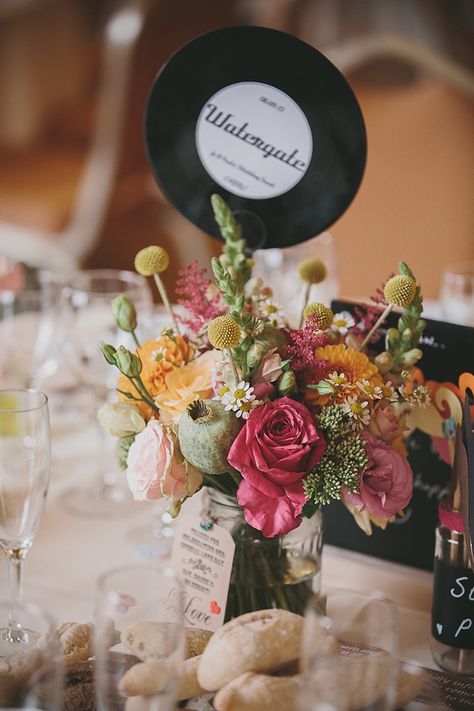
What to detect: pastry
<box><xmin>197</xmin><ymin>609</ymin><xmax>307</xmax><ymax>691</ymax></box>
<box><xmin>214</xmin><ymin>656</ymin><xmax>389</xmax><ymax>711</ymax></box>
<box><xmin>394</xmin><ymin>665</ymin><xmax>425</xmax><ymax>708</ymax></box>
<box><xmin>121</xmin><ymin>621</ymin><xmax>212</xmax><ymax>662</ymax></box>
<box><xmin>213</xmin><ymin>672</ymin><xmax>301</xmax><ymax>711</ymax></box>
<box><xmin>58</xmin><ymin>621</ymin><xmax>95</xmax><ymax>662</ymax></box>
<box><xmin>119</xmin><ymin>654</ymin><xmax>206</xmax><ymax>700</ymax></box>
<box><xmin>185</xmin><ymin>628</ymin><xmax>213</xmax><ymax>658</ymax></box>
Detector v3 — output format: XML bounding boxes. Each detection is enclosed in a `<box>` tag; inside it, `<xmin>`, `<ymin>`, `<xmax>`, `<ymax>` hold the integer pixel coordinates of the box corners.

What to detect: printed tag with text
<box><xmin>170</xmin><ymin>514</ymin><xmax>235</xmax><ymax>632</ymax></box>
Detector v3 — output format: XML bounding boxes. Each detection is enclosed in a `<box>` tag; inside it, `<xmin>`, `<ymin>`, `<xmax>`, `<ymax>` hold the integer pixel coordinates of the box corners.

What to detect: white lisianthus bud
<box><xmin>97</xmin><ymin>402</ymin><xmax>146</xmax><ymax>438</ymax></box>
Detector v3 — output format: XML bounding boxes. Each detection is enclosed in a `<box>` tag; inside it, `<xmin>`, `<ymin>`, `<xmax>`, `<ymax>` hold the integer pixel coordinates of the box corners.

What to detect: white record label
<box><xmin>195</xmin><ymin>81</ymin><xmax>313</xmax><ymax>200</ymax></box>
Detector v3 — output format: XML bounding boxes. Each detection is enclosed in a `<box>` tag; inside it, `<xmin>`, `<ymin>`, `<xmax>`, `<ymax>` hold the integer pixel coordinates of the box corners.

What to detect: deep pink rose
<box><xmin>127</xmin><ymin>420</ymin><xmax>187</xmax><ymax>502</ymax></box>
<box><xmin>343</xmin><ymin>432</ymin><xmax>413</xmax><ymax>519</ymax></box>
<box><xmin>252</xmin><ymin>382</ymin><xmax>276</xmax><ymax>400</ymax></box>
<box><xmin>228</xmin><ymin>397</ymin><xmax>326</xmax><ymax>537</ymax></box>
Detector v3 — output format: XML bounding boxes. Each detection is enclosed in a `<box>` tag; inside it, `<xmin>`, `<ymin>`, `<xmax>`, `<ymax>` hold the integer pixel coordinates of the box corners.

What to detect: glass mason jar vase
<box><xmin>206</xmin><ymin>489</ymin><xmax>323</xmax><ymax>621</ymax></box>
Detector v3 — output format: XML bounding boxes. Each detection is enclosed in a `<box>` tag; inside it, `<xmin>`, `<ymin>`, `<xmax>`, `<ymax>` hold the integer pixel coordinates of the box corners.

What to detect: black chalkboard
<box><xmin>323</xmin><ymin>302</ymin><xmax>474</xmax><ymax>571</ymax></box>
<box><xmin>432</xmin><ymin>558</ymin><xmax>474</xmax><ymax>649</ymax></box>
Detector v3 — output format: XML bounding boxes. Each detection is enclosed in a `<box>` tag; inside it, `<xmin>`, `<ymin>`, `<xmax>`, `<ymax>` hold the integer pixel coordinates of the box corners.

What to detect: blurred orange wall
<box><xmin>330</xmin><ymin>78</ymin><xmax>474</xmax><ymax>299</ymax></box>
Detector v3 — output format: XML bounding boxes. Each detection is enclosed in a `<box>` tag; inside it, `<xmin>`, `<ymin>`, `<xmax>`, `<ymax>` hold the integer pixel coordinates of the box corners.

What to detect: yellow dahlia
<box><xmin>306</xmin><ymin>343</ymin><xmax>383</xmax><ymax>407</ymax></box>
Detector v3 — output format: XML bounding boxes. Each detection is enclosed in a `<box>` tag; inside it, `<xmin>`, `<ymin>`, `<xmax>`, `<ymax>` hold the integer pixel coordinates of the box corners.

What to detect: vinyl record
<box><xmin>145</xmin><ymin>26</ymin><xmax>367</xmax><ymax>250</ymax></box>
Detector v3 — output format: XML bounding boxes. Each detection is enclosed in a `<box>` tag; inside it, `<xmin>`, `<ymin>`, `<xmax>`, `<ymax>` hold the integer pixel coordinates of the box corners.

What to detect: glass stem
<box><xmin>5</xmin><ymin>550</ymin><xmax>27</xmax><ymax>643</ymax></box>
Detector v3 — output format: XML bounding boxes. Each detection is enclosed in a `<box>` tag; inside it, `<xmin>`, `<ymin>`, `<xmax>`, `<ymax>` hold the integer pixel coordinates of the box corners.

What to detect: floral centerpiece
<box><xmin>98</xmin><ymin>195</ymin><xmax>428</xmax><ymax>619</ymax></box>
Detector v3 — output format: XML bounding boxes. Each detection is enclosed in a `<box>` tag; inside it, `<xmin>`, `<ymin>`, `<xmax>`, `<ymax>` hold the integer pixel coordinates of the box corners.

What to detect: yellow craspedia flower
<box><xmin>303</xmin><ymin>302</ymin><xmax>334</xmax><ymax>330</ymax></box>
<box><xmin>208</xmin><ymin>315</ymin><xmax>240</xmax><ymax>350</ymax></box>
<box><xmin>384</xmin><ymin>275</ymin><xmax>416</xmax><ymax>307</ymax></box>
<box><xmin>134</xmin><ymin>246</ymin><xmax>169</xmax><ymax>276</ymax></box>
<box><xmin>298</xmin><ymin>258</ymin><xmax>327</xmax><ymax>284</ymax></box>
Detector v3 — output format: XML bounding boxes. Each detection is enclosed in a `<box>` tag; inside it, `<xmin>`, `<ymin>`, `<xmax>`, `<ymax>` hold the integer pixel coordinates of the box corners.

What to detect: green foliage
<box><xmin>304</xmin><ymin>407</ymin><xmax>368</xmax><ymax>506</ymax></box>
<box><xmin>211</xmin><ymin>194</ymin><xmax>252</xmax><ymax>290</ymax></box>
<box><xmin>385</xmin><ymin>262</ymin><xmax>426</xmax><ymax>371</ymax></box>
<box><xmin>118</xmin><ymin>435</ymin><xmax>135</xmax><ymax>470</ymax></box>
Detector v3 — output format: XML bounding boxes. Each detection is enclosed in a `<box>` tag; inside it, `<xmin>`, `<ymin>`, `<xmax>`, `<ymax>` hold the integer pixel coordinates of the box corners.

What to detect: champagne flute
<box><xmin>58</xmin><ymin>269</ymin><xmax>152</xmax><ymax>518</ymax></box>
<box><xmin>0</xmin><ymin>389</ymin><xmax>50</xmax><ymax>651</ymax></box>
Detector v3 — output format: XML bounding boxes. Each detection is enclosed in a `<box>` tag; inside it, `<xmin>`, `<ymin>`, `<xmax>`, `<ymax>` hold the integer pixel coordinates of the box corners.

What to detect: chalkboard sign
<box><xmin>323</xmin><ymin>302</ymin><xmax>474</xmax><ymax>571</ymax></box>
<box><xmin>432</xmin><ymin>558</ymin><xmax>474</xmax><ymax>649</ymax></box>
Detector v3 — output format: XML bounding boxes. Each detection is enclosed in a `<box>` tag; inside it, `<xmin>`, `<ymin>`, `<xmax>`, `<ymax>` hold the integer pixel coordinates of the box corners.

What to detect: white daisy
<box><xmin>331</xmin><ymin>311</ymin><xmax>355</xmax><ymax>335</ymax></box>
<box><xmin>359</xmin><ymin>379</ymin><xmax>383</xmax><ymax>400</ymax></box>
<box><xmin>341</xmin><ymin>396</ymin><xmax>371</xmax><ymax>429</ymax></box>
<box><xmin>220</xmin><ymin>381</ymin><xmax>260</xmax><ymax>419</ymax></box>
<box><xmin>259</xmin><ymin>299</ymin><xmax>285</xmax><ymax>326</ymax></box>
<box><xmin>327</xmin><ymin>371</ymin><xmax>349</xmax><ymax>388</ymax></box>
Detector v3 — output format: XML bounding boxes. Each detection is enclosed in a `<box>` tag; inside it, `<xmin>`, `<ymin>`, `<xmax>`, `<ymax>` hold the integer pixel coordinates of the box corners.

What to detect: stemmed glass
<box><xmin>0</xmin><ymin>281</ymin><xmax>64</xmax><ymax>389</ymax></box>
<box><xmin>58</xmin><ymin>269</ymin><xmax>152</xmax><ymax>518</ymax></box>
<box><xmin>94</xmin><ymin>562</ymin><xmax>184</xmax><ymax>711</ymax></box>
<box><xmin>299</xmin><ymin>589</ymin><xmax>399</xmax><ymax>711</ymax></box>
<box><xmin>0</xmin><ymin>389</ymin><xmax>50</xmax><ymax>651</ymax></box>
<box><xmin>0</xmin><ymin>600</ymin><xmax>63</xmax><ymax>709</ymax></box>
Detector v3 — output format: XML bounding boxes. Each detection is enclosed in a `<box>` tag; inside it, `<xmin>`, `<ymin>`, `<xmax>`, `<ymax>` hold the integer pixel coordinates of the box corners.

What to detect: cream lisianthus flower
<box><xmin>155</xmin><ymin>350</ymin><xmax>221</xmax><ymax>424</ymax></box>
<box><xmin>97</xmin><ymin>402</ymin><xmax>146</xmax><ymax>438</ymax></box>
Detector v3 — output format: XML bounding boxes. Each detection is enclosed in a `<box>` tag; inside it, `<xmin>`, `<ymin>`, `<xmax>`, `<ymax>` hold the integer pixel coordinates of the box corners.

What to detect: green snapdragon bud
<box><xmin>112</xmin><ymin>295</ymin><xmax>137</xmax><ymax>332</ymax></box>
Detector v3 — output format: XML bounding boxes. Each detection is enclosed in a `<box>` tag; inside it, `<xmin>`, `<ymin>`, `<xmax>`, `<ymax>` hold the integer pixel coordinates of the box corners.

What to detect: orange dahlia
<box><xmin>306</xmin><ymin>343</ymin><xmax>384</xmax><ymax>407</ymax></box>
<box><xmin>117</xmin><ymin>334</ymin><xmax>194</xmax><ymax>419</ymax></box>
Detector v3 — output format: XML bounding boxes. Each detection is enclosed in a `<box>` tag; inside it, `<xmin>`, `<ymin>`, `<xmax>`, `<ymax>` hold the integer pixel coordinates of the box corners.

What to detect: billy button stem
<box><xmin>358</xmin><ymin>274</ymin><xmax>417</xmax><ymax>351</ymax></box>
<box><xmin>134</xmin><ymin>245</ymin><xmax>181</xmax><ymax>334</ymax></box>
<box><xmin>207</xmin><ymin>315</ymin><xmax>241</xmax><ymax>387</ymax></box>
<box><xmin>297</xmin><ymin>258</ymin><xmax>327</xmax><ymax>328</ymax></box>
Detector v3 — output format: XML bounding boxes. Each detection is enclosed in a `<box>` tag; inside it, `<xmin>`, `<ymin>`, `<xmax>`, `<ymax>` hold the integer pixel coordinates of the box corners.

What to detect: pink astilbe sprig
<box><xmin>280</xmin><ymin>314</ymin><xmax>331</xmax><ymax>375</ymax></box>
<box><xmin>353</xmin><ymin>278</ymin><xmax>393</xmax><ymax>344</ymax></box>
<box><xmin>175</xmin><ymin>261</ymin><xmax>226</xmax><ymax>335</ymax></box>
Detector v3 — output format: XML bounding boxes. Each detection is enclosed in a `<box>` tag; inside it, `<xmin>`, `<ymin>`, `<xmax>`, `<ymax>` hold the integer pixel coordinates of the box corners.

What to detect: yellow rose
<box><xmin>155</xmin><ymin>350</ymin><xmax>221</xmax><ymax>424</ymax></box>
<box><xmin>118</xmin><ymin>334</ymin><xmax>194</xmax><ymax>420</ymax></box>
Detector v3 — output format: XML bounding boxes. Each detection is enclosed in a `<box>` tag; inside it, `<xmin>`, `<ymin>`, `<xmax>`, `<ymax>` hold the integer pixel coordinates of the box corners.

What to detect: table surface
<box><xmin>0</xmin><ymin>389</ymin><xmax>436</xmax><ymax>672</ymax></box>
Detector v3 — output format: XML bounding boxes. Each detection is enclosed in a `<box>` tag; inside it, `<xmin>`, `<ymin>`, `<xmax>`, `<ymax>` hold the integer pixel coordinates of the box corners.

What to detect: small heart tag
<box><xmin>436</xmin><ymin>623</ymin><xmax>443</xmax><ymax>635</ymax></box>
<box><xmin>210</xmin><ymin>600</ymin><xmax>221</xmax><ymax>615</ymax></box>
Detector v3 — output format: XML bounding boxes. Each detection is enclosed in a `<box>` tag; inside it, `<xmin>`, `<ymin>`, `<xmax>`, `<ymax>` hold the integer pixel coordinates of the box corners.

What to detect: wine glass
<box><xmin>299</xmin><ymin>589</ymin><xmax>398</xmax><ymax>711</ymax></box>
<box><xmin>94</xmin><ymin>562</ymin><xmax>184</xmax><ymax>711</ymax></box>
<box><xmin>58</xmin><ymin>269</ymin><xmax>152</xmax><ymax>518</ymax></box>
<box><xmin>0</xmin><ymin>282</ymin><xmax>64</xmax><ymax>390</ymax></box>
<box><xmin>252</xmin><ymin>231</ymin><xmax>340</xmax><ymax>327</ymax></box>
<box><xmin>0</xmin><ymin>389</ymin><xmax>50</xmax><ymax>651</ymax></box>
<box><xmin>0</xmin><ymin>600</ymin><xmax>62</xmax><ymax>709</ymax></box>
<box><xmin>439</xmin><ymin>261</ymin><xmax>474</xmax><ymax>326</ymax></box>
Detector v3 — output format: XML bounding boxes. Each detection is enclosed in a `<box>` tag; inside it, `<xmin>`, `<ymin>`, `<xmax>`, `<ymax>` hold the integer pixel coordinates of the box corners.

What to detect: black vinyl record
<box><xmin>145</xmin><ymin>26</ymin><xmax>367</xmax><ymax>250</ymax></box>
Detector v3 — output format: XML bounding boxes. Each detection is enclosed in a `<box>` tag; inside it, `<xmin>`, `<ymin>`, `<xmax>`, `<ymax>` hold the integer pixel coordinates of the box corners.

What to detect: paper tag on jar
<box><xmin>170</xmin><ymin>514</ymin><xmax>235</xmax><ymax>631</ymax></box>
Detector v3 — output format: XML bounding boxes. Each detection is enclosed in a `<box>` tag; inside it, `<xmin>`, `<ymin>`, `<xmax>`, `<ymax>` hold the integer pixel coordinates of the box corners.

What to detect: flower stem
<box><xmin>225</xmin><ymin>349</ymin><xmax>240</xmax><ymax>387</ymax></box>
<box><xmin>299</xmin><ymin>283</ymin><xmax>311</xmax><ymax>328</ymax></box>
<box><xmin>153</xmin><ymin>274</ymin><xmax>181</xmax><ymax>334</ymax></box>
<box><xmin>358</xmin><ymin>303</ymin><xmax>393</xmax><ymax>351</ymax></box>
<box><xmin>131</xmin><ymin>330</ymin><xmax>141</xmax><ymax>348</ymax></box>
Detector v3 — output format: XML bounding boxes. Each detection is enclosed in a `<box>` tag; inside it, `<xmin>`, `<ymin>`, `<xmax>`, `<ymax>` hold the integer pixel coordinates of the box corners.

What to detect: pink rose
<box><xmin>253</xmin><ymin>349</ymin><xmax>283</xmax><ymax>384</ymax></box>
<box><xmin>369</xmin><ymin>404</ymin><xmax>408</xmax><ymax>444</ymax></box>
<box><xmin>126</xmin><ymin>420</ymin><xmax>187</xmax><ymax>502</ymax></box>
<box><xmin>343</xmin><ymin>432</ymin><xmax>413</xmax><ymax>520</ymax></box>
<box><xmin>228</xmin><ymin>397</ymin><xmax>326</xmax><ymax>537</ymax></box>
